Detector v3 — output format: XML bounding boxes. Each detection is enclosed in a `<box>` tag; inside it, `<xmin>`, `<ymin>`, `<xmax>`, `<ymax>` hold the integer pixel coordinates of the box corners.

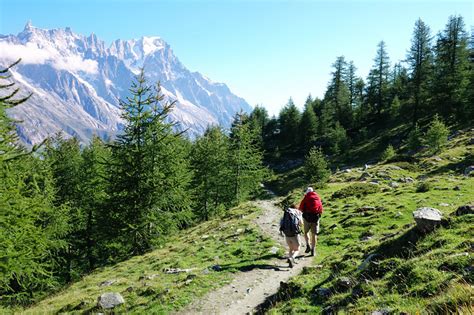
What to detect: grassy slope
<box><xmin>10</xmin><ymin>204</ymin><xmax>282</xmax><ymax>314</ymax></box>
<box><xmin>267</xmin><ymin>129</ymin><xmax>474</xmax><ymax>313</ymax></box>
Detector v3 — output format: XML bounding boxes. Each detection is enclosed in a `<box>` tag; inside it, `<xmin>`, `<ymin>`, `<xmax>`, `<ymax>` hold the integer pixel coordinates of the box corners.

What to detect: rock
<box><xmin>388</xmin><ymin>165</ymin><xmax>402</xmax><ymax>170</ymax></box>
<box><xmin>343</xmin><ymin>168</ymin><xmax>352</xmax><ymax>173</ymax></box>
<box><xmin>97</xmin><ymin>292</ymin><xmax>125</xmax><ymax>309</ymax></box>
<box><xmin>372</xmin><ymin>310</ymin><xmax>391</xmax><ymax>315</ymax></box>
<box><xmin>395</xmin><ymin>211</ymin><xmax>403</xmax><ymax>218</ymax></box>
<box><xmin>438</xmin><ymin>203</ymin><xmax>450</xmax><ymax>207</ymax></box>
<box><xmin>268</xmin><ymin>246</ymin><xmax>279</xmax><ymax>254</ymax></box>
<box><xmin>369</xmin><ymin>181</ymin><xmax>379</xmax><ymax>185</ymax></box>
<box><xmin>202</xmin><ymin>268</ymin><xmax>210</xmax><ymax>275</ymax></box>
<box><xmin>313</xmin><ymin>287</ymin><xmax>331</xmax><ymax>300</ymax></box>
<box><xmin>236</xmin><ymin>228</ymin><xmax>244</xmax><ymax>234</ymax></box>
<box><xmin>125</xmin><ymin>287</ymin><xmax>134</xmax><ymax>292</ymax></box>
<box><xmin>357</xmin><ymin>254</ymin><xmax>379</xmax><ymax>271</ymax></box>
<box><xmin>211</xmin><ymin>264</ymin><xmax>222</xmax><ymax>272</ymax></box>
<box><xmin>246</xmin><ymin>288</ymin><xmax>252</xmax><ymax>294</ymax></box>
<box><xmin>453</xmin><ymin>185</ymin><xmax>461</xmax><ymax>191</ymax></box>
<box><xmin>99</xmin><ymin>280</ymin><xmax>116</xmax><ymax>287</ymax></box>
<box><xmin>336</xmin><ymin>277</ymin><xmax>353</xmax><ymax>291</ymax></box>
<box><xmin>400</xmin><ymin>177</ymin><xmax>415</xmax><ymax>183</ymax></box>
<box><xmin>433</xmin><ymin>156</ymin><xmax>442</xmax><ymax>161</ymax></box>
<box><xmin>453</xmin><ymin>204</ymin><xmax>474</xmax><ymax>216</ymax></box>
<box><xmin>201</xmin><ymin>234</ymin><xmax>209</xmax><ymax>239</ymax></box>
<box><xmin>468</xmin><ymin>137</ymin><xmax>474</xmax><ymax>145</ymax></box>
<box><xmin>464</xmin><ymin>166</ymin><xmax>474</xmax><ymax>176</ymax></box>
<box><xmin>389</xmin><ymin>181</ymin><xmax>399</xmax><ymax>188</ymax></box>
<box><xmin>360</xmin><ymin>235</ymin><xmax>373</xmax><ymax>242</ymax></box>
<box><xmin>363</xmin><ymin>164</ymin><xmax>369</xmax><ymax>171</ymax></box>
<box><xmin>413</xmin><ymin>207</ymin><xmax>443</xmax><ymax>233</ymax></box>
<box><xmin>359</xmin><ymin>172</ymin><xmax>371</xmax><ymax>181</ymax></box>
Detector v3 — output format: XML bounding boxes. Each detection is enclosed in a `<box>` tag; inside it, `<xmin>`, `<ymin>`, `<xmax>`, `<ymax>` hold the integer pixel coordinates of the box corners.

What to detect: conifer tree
<box><xmin>407</xmin><ymin>19</ymin><xmax>434</xmax><ymax>126</ymax></box>
<box><xmin>191</xmin><ymin>126</ymin><xmax>232</xmax><ymax>220</ymax></box>
<box><xmin>278</xmin><ymin>98</ymin><xmax>301</xmax><ymax>150</ymax></box>
<box><xmin>0</xmin><ymin>60</ymin><xmax>68</xmax><ymax>305</ymax></box>
<box><xmin>324</xmin><ymin>56</ymin><xmax>352</xmax><ymax>129</ymax></box>
<box><xmin>229</xmin><ymin>113</ymin><xmax>268</xmax><ymax>203</ymax></box>
<box><xmin>299</xmin><ymin>102</ymin><xmax>319</xmax><ymax>153</ymax></box>
<box><xmin>304</xmin><ymin>147</ymin><xmax>330</xmax><ymax>188</ymax></box>
<box><xmin>106</xmin><ymin>69</ymin><xmax>189</xmax><ymax>256</ymax></box>
<box><xmin>366</xmin><ymin>41</ymin><xmax>391</xmax><ymax>117</ymax></box>
<box><xmin>433</xmin><ymin>15</ymin><xmax>470</xmax><ymax>121</ymax></box>
<box><xmin>425</xmin><ymin>114</ymin><xmax>449</xmax><ymax>154</ymax></box>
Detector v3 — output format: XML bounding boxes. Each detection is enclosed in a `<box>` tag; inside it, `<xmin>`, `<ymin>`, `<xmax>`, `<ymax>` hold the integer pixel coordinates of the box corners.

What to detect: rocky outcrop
<box><xmin>413</xmin><ymin>207</ymin><xmax>443</xmax><ymax>233</ymax></box>
<box><xmin>97</xmin><ymin>292</ymin><xmax>125</xmax><ymax>309</ymax></box>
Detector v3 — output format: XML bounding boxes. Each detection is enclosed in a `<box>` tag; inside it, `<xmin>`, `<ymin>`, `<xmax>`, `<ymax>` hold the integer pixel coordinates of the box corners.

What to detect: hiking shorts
<box><xmin>285</xmin><ymin>235</ymin><xmax>301</xmax><ymax>250</ymax></box>
<box><xmin>303</xmin><ymin>216</ymin><xmax>321</xmax><ymax>235</ymax></box>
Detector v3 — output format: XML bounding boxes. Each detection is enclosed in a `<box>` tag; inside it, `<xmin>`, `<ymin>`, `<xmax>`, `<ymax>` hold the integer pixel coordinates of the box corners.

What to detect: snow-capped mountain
<box><xmin>0</xmin><ymin>22</ymin><xmax>252</xmax><ymax>145</ymax></box>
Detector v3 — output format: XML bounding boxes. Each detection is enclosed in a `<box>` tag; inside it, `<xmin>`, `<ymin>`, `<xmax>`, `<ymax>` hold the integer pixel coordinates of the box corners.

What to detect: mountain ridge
<box><xmin>0</xmin><ymin>22</ymin><xmax>252</xmax><ymax>144</ymax></box>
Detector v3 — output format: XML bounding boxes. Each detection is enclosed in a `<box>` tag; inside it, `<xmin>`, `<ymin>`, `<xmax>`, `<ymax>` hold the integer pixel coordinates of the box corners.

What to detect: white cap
<box><xmin>306</xmin><ymin>187</ymin><xmax>314</xmax><ymax>193</ymax></box>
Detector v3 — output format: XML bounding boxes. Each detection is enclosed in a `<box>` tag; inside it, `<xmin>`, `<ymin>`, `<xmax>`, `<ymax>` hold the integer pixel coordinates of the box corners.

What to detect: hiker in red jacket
<box><xmin>299</xmin><ymin>187</ymin><xmax>323</xmax><ymax>256</ymax></box>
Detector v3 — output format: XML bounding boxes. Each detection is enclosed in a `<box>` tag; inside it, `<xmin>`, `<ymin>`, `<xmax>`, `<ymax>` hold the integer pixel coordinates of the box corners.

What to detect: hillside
<box><xmin>264</xmin><ymin>128</ymin><xmax>474</xmax><ymax>313</ymax></box>
<box><xmin>7</xmin><ymin>128</ymin><xmax>472</xmax><ymax>314</ymax></box>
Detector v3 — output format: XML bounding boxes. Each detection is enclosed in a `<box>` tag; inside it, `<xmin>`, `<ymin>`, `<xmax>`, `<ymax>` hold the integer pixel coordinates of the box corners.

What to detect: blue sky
<box><xmin>1</xmin><ymin>0</ymin><xmax>472</xmax><ymax>115</ymax></box>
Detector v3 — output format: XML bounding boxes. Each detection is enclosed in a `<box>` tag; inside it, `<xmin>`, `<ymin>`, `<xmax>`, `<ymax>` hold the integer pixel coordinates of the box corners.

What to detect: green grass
<box><xmin>266</xmin><ymin>128</ymin><xmax>474</xmax><ymax>313</ymax></box>
<box><xmin>9</xmin><ymin>203</ymin><xmax>282</xmax><ymax>314</ymax></box>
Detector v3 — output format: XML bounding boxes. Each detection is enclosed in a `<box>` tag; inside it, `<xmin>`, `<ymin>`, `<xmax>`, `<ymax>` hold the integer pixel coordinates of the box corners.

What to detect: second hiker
<box><xmin>299</xmin><ymin>187</ymin><xmax>324</xmax><ymax>256</ymax></box>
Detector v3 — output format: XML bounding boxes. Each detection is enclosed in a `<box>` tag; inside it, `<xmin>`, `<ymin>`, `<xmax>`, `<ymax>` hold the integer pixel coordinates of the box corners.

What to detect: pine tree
<box><xmin>229</xmin><ymin>113</ymin><xmax>268</xmax><ymax>203</ymax></box>
<box><xmin>299</xmin><ymin>102</ymin><xmax>319</xmax><ymax>153</ymax></box>
<box><xmin>106</xmin><ymin>69</ymin><xmax>189</xmax><ymax>256</ymax></box>
<box><xmin>366</xmin><ymin>41</ymin><xmax>391</xmax><ymax>117</ymax></box>
<box><xmin>304</xmin><ymin>147</ymin><xmax>330</xmax><ymax>188</ymax></box>
<box><xmin>425</xmin><ymin>115</ymin><xmax>449</xmax><ymax>154</ymax></box>
<box><xmin>0</xmin><ymin>60</ymin><xmax>68</xmax><ymax>305</ymax></box>
<box><xmin>278</xmin><ymin>98</ymin><xmax>301</xmax><ymax>150</ymax></box>
<box><xmin>324</xmin><ymin>56</ymin><xmax>352</xmax><ymax>129</ymax></box>
<box><xmin>407</xmin><ymin>123</ymin><xmax>423</xmax><ymax>152</ymax></box>
<box><xmin>433</xmin><ymin>15</ymin><xmax>470</xmax><ymax>121</ymax></box>
<box><xmin>191</xmin><ymin>126</ymin><xmax>232</xmax><ymax>220</ymax></box>
<box><xmin>407</xmin><ymin>19</ymin><xmax>434</xmax><ymax>126</ymax></box>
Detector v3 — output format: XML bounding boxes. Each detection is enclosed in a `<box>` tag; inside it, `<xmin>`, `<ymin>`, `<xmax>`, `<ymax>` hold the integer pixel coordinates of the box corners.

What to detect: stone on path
<box><xmin>97</xmin><ymin>292</ymin><xmax>125</xmax><ymax>309</ymax></box>
<box><xmin>413</xmin><ymin>207</ymin><xmax>443</xmax><ymax>233</ymax></box>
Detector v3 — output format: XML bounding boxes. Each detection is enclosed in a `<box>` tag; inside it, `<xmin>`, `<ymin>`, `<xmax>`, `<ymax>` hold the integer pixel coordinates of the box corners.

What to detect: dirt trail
<box><xmin>177</xmin><ymin>198</ymin><xmax>315</xmax><ymax>315</ymax></box>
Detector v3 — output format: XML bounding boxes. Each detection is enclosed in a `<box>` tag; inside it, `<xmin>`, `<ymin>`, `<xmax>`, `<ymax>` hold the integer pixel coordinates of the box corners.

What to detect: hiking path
<box><xmin>176</xmin><ymin>198</ymin><xmax>315</xmax><ymax>315</ymax></box>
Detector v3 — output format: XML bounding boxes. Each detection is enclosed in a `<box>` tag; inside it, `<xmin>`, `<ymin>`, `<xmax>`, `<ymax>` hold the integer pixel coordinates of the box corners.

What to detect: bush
<box><xmin>407</xmin><ymin>123</ymin><xmax>422</xmax><ymax>152</ymax></box>
<box><xmin>304</xmin><ymin>147</ymin><xmax>330</xmax><ymax>188</ymax></box>
<box><xmin>380</xmin><ymin>144</ymin><xmax>396</xmax><ymax>161</ymax></box>
<box><xmin>425</xmin><ymin>115</ymin><xmax>449</xmax><ymax>154</ymax></box>
<box><xmin>416</xmin><ymin>181</ymin><xmax>431</xmax><ymax>193</ymax></box>
<box><xmin>331</xmin><ymin>183</ymin><xmax>380</xmax><ymax>199</ymax></box>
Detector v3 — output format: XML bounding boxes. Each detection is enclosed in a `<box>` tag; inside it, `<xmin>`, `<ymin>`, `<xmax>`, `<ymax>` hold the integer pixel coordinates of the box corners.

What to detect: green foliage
<box><xmin>407</xmin><ymin>123</ymin><xmax>423</xmax><ymax>152</ymax></box>
<box><xmin>299</xmin><ymin>102</ymin><xmax>319</xmax><ymax>153</ymax></box>
<box><xmin>331</xmin><ymin>182</ymin><xmax>380</xmax><ymax>199</ymax></box>
<box><xmin>229</xmin><ymin>113</ymin><xmax>268</xmax><ymax>203</ymax></box>
<box><xmin>424</xmin><ymin>115</ymin><xmax>449</xmax><ymax>153</ymax></box>
<box><xmin>106</xmin><ymin>69</ymin><xmax>192</xmax><ymax>257</ymax></box>
<box><xmin>191</xmin><ymin>126</ymin><xmax>232</xmax><ymax>221</ymax></box>
<box><xmin>380</xmin><ymin>144</ymin><xmax>396</xmax><ymax>161</ymax></box>
<box><xmin>327</xmin><ymin>121</ymin><xmax>349</xmax><ymax>155</ymax></box>
<box><xmin>0</xmin><ymin>61</ymin><xmax>68</xmax><ymax>305</ymax></box>
<box><xmin>304</xmin><ymin>147</ymin><xmax>330</xmax><ymax>188</ymax></box>
<box><xmin>278</xmin><ymin>98</ymin><xmax>301</xmax><ymax>149</ymax></box>
<box><xmin>416</xmin><ymin>181</ymin><xmax>431</xmax><ymax>192</ymax></box>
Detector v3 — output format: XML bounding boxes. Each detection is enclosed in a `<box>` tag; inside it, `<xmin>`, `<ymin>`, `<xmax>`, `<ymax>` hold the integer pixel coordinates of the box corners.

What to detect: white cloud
<box><xmin>0</xmin><ymin>41</ymin><xmax>98</xmax><ymax>74</ymax></box>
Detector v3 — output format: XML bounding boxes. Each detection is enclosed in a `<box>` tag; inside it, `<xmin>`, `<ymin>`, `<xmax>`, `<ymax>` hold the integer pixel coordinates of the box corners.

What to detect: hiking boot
<box><xmin>287</xmin><ymin>258</ymin><xmax>293</xmax><ymax>268</ymax></box>
<box><xmin>310</xmin><ymin>248</ymin><xmax>315</xmax><ymax>257</ymax></box>
<box><xmin>292</xmin><ymin>257</ymin><xmax>298</xmax><ymax>265</ymax></box>
<box><xmin>305</xmin><ymin>245</ymin><xmax>311</xmax><ymax>253</ymax></box>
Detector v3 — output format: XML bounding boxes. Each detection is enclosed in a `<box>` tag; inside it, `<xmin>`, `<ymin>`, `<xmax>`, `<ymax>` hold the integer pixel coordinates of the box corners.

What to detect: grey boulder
<box><xmin>413</xmin><ymin>207</ymin><xmax>443</xmax><ymax>233</ymax></box>
<box><xmin>97</xmin><ymin>292</ymin><xmax>125</xmax><ymax>309</ymax></box>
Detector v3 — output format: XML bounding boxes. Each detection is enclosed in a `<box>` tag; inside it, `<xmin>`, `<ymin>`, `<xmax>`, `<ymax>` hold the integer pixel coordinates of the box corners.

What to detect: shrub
<box><xmin>416</xmin><ymin>181</ymin><xmax>431</xmax><ymax>193</ymax></box>
<box><xmin>425</xmin><ymin>115</ymin><xmax>449</xmax><ymax>154</ymax></box>
<box><xmin>331</xmin><ymin>183</ymin><xmax>380</xmax><ymax>199</ymax></box>
<box><xmin>380</xmin><ymin>144</ymin><xmax>396</xmax><ymax>161</ymax></box>
<box><xmin>304</xmin><ymin>147</ymin><xmax>330</xmax><ymax>188</ymax></box>
<box><xmin>407</xmin><ymin>123</ymin><xmax>422</xmax><ymax>152</ymax></box>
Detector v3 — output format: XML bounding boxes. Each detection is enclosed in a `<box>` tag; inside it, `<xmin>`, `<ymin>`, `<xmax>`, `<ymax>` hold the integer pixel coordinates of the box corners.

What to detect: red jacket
<box><xmin>299</xmin><ymin>191</ymin><xmax>323</xmax><ymax>214</ymax></box>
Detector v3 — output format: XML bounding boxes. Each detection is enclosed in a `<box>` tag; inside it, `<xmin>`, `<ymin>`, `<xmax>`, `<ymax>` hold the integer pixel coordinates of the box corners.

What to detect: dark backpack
<box><xmin>280</xmin><ymin>208</ymin><xmax>301</xmax><ymax>237</ymax></box>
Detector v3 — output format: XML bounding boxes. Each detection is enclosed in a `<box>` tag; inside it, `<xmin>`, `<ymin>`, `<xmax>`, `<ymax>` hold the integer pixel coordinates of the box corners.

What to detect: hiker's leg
<box><xmin>292</xmin><ymin>236</ymin><xmax>300</xmax><ymax>259</ymax></box>
<box><xmin>303</xmin><ymin>218</ymin><xmax>310</xmax><ymax>247</ymax></box>
<box><xmin>310</xmin><ymin>223</ymin><xmax>317</xmax><ymax>249</ymax></box>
